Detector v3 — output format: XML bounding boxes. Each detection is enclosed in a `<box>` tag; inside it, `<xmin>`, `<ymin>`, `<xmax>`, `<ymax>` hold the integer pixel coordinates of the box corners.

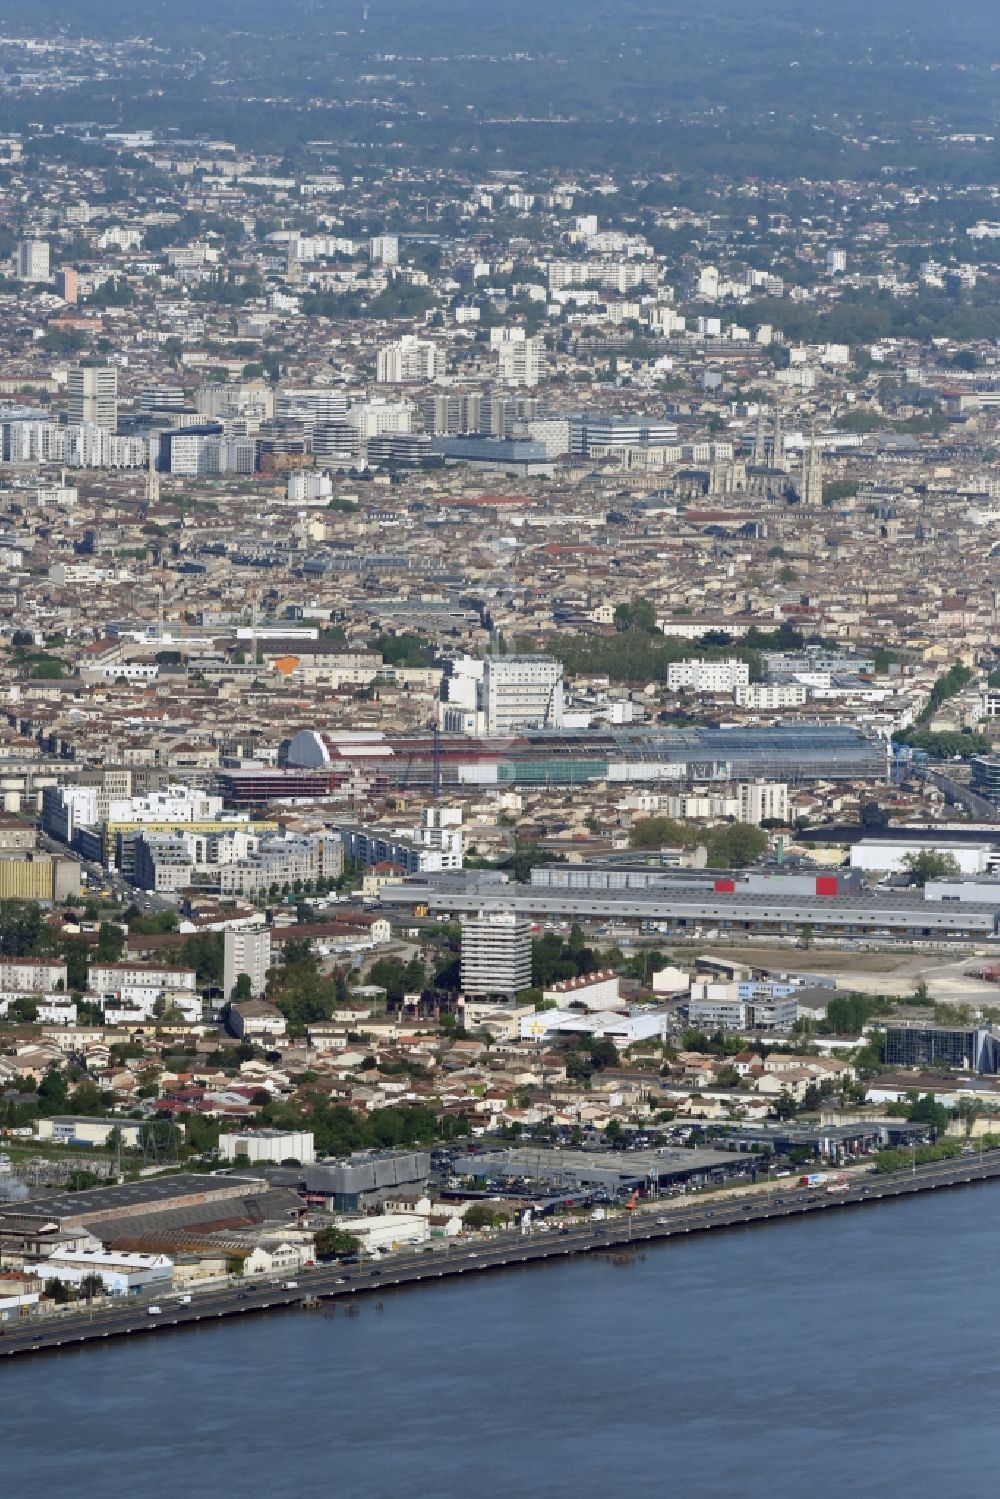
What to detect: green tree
<box><xmin>314</xmin><ymin>1226</ymin><xmax>363</xmax><ymax>1259</ymax></box>
<box><xmin>37</xmin><ymin>1067</ymin><xmax>68</xmax><ymax>1114</ymax></box>
<box><xmin>705</xmin><ymin>823</ymin><xmax>768</xmax><ymax>869</ymax></box>
<box><xmin>566</xmin><ymin>1050</ymin><xmax>594</xmax><ymax>1083</ymax></box>
<box><xmin>463</xmin><ymin>1202</ymin><xmax>503</xmax><ymax>1230</ymax></box>
<box><xmin>589</xmin><ymin>1036</ymin><xmax>619</xmax><ymax>1071</ymax></box>
<box><xmin>902</xmin><ymin>851</ymin><xmax>961</xmax><ymax>887</ymax></box>
<box><xmin>628</xmin><ymin>816</ymin><xmax>698</xmax><ymax>851</ymax></box>
<box><xmin>65</xmin><ymin>1168</ymin><xmax>102</xmax><ymax>1191</ymax></box>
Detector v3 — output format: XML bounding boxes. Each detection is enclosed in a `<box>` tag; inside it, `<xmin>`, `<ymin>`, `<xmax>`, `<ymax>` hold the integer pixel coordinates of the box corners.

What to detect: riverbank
<box><xmin>5</xmin><ymin>1147</ymin><xmax>1000</xmax><ymax>1360</ymax></box>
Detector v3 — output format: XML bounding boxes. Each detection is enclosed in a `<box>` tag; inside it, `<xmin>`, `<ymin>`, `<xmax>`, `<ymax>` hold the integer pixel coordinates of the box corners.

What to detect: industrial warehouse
<box><xmin>377</xmin><ymin>868</ymin><xmax>1000</xmax><ymax>944</ymax></box>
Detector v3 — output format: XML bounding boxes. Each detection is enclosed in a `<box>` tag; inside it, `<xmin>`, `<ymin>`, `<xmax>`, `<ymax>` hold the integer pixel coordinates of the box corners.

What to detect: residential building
<box><xmin>228</xmin><ymin>998</ymin><xmax>286</xmax><ymax>1040</ymax></box>
<box><xmin>460</xmin><ymin>910</ymin><xmax>533</xmax><ymax>998</ymax></box>
<box><xmin>738</xmin><ymin>782</ymin><xmax>789</xmax><ymax>826</ymax></box>
<box><xmin>370</xmin><ymin>235</ymin><xmax>399</xmax><ymax>265</ymax></box>
<box><xmin>17</xmin><ymin>238</ymin><xmax>49</xmax><ymax>282</ymax></box>
<box><xmin>666</xmin><ymin>659</ymin><xmax>750</xmax><ymax>693</ymax></box>
<box><xmin>376</xmin><ymin>336</ymin><xmax>442</xmax><ymax>383</ymax></box>
<box><xmin>0</xmin><ymin>959</ymin><xmax>69</xmax><ymax>994</ymax></box>
<box><xmin>67</xmin><ymin>365</ymin><xmax>118</xmax><ymax>430</ymax></box>
<box><xmin>495</xmin><ymin>331</ymin><xmax>545</xmax><ymax>387</ymax></box>
<box><xmin>223</xmin><ymin>925</ymin><xmax>272</xmax><ymax>1000</ymax></box>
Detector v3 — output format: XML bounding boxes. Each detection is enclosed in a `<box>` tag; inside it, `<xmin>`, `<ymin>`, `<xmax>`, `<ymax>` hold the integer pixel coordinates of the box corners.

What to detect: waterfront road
<box><xmin>4</xmin><ymin>1149</ymin><xmax>999</xmax><ymax>1358</ymax></box>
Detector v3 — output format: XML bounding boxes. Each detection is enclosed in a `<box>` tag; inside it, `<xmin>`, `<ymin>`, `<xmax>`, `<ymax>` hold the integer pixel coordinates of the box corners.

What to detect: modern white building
<box><xmin>850</xmin><ymin>840</ymin><xmax>992</xmax><ymax>876</ymax></box>
<box><xmin>331</xmin><ymin>1213</ymin><xmax>429</xmax><ymax>1251</ymax></box>
<box><xmin>218</xmin><ymin>1129</ymin><xmax>315</xmax><ymax>1165</ymax></box>
<box><xmin>482</xmin><ymin>654</ymin><xmax>564</xmax><ymax>734</ymax></box>
<box><xmin>223</xmin><ymin>924</ymin><xmax>272</xmax><ymax>999</ymax></box>
<box><xmin>541</xmin><ymin>969</ymin><xmax>623</xmax><ymax>1011</ymax></box>
<box><xmin>88</xmin><ymin>963</ymin><xmax>197</xmax><ymax>993</ymax></box>
<box><xmin>346</xmin><ymin>399</ymin><xmax>414</xmax><ymax>440</ymax></box>
<box><xmin>28</xmin><ymin>1249</ymin><xmax>173</xmax><ymax>1296</ymax></box>
<box><xmin>460</xmin><ymin>910</ymin><xmax>533</xmax><ymax>998</ymax></box>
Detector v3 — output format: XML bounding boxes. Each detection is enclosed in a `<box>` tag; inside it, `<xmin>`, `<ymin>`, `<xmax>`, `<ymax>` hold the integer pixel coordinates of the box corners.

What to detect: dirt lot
<box><xmin>697</xmin><ymin>945</ymin><xmax>1000</xmax><ymax>1004</ymax></box>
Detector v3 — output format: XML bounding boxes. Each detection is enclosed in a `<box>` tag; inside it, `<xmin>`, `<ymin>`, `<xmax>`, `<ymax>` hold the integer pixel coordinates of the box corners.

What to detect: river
<box><xmin>5</xmin><ymin>1183</ymin><xmax>999</xmax><ymax>1498</ymax></box>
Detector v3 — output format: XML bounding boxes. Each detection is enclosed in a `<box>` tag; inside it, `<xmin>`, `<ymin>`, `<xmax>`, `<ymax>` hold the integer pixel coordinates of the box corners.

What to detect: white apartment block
<box><xmin>88</xmin><ymin>964</ymin><xmax>197</xmax><ymax>994</ymax></box>
<box><xmin>218</xmin><ymin>831</ymin><xmax>344</xmax><ymax>896</ymax></box>
<box><xmin>376</xmin><ymin>336</ymin><xmax>442</xmax><ymax>383</ymax></box>
<box><xmin>0</xmin><ymin>420</ymin><xmax>147</xmax><ymax>469</ymax></box>
<box><xmin>370</xmin><ymin>234</ymin><xmax>399</xmax><ymax>265</ymax></box>
<box><xmin>67</xmin><ymin>365</ymin><xmax>118</xmax><ymax>430</ymax></box>
<box><xmin>738</xmin><ymin>781</ymin><xmax>790</xmax><ymax>826</ymax></box>
<box><xmin>460</xmin><ymin>911</ymin><xmax>533</xmax><ymax>998</ymax></box>
<box><xmin>734</xmin><ymin>683</ymin><xmax>808</xmax><ymax>709</ymax></box>
<box><xmin>17</xmin><ymin>238</ymin><xmax>49</xmax><ymax>282</ymax></box>
<box><xmin>666</xmin><ymin>659</ymin><xmax>750</xmax><ymax>693</ymax></box>
<box><xmin>495</xmin><ymin>331</ymin><xmax>545</xmax><ymax>388</ymax></box>
<box><xmin>224</xmin><ymin>924</ymin><xmax>272</xmax><ymax>1000</ymax></box>
<box><xmin>545</xmin><ymin>259</ymin><xmax>657</xmax><ymax>293</ymax></box>
<box><xmin>0</xmin><ymin>959</ymin><xmax>68</xmax><ymax>994</ymax></box>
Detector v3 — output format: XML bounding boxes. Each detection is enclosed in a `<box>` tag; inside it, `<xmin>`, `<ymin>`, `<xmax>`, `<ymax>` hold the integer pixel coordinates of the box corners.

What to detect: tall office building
<box><xmin>223</xmin><ymin>924</ymin><xmax>272</xmax><ymax>1000</ymax></box>
<box><xmin>460</xmin><ymin>911</ymin><xmax>532</xmax><ymax>998</ymax></box>
<box><xmin>67</xmin><ymin>365</ymin><xmax>118</xmax><ymax>430</ymax></box>
<box><xmin>482</xmin><ymin>654</ymin><xmax>564</xmax><ymax>735</ymax></box>
<box><xmin>17</xmin><ymin>238</ymin><xmax>49</xmax><ymax>282</ymax></box>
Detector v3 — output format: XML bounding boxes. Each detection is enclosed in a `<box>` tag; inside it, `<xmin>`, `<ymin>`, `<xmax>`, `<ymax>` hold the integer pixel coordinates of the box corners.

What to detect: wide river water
<box><xmin>5</xmin><ymin>1182</ymin><xmax>1000</xmax><ymax>1498</ymax></box>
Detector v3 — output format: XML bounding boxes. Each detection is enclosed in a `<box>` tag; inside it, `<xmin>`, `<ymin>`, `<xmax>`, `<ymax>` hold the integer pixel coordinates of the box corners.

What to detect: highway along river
<box><xmin>5</xmin><ymin>1182</ymin><xmax>1000</xmax><ymax>1499</ymax></box>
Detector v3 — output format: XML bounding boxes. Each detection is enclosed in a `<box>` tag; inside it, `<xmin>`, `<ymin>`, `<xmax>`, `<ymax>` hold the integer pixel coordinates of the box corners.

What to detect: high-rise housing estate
<box><xmin>482</xmin><ymin>654</ymin><xmax>564</xmax><ymax>734</ymax></box>
<box><xmin>376</xmin><ymin>336</ymin><xmax>442</xmax><ymax>384</ymax></box>
<box><xmin>738</xmin><ymin>781</ymin><xmax>790</xmax><ymax>827</ymax></box>
<box><xmin>460</xmin><ymin>910</ymin><xmax>533</xmax><ymax>998</ymax></box>
<box><xmin>223</xmin><ymin>924</ymin><xmax>272</xmax><ymax>1000</ymax></box>
<box><xmin>493</xmin><ymin>329</ymin><xmax>545</xmax><ymax>387</ymax></box>
<box><xmin>17</xmin><ymin>238</ymin><xmax>49</xmax><ymax>282</ymax></box>
<box><xmin>421</xmin><ymin>391</ymin><xmax>485</xmax><ymax>434</ymax></box>
<box><xmin>370</xmin><ymin>234</ymin><xmax>399</xmax><ymax>266</ymax></box>
<box><xmin>68</xmin><ymin>365</ymin><xmax>118</xmax><ymax>430</ymax></box>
